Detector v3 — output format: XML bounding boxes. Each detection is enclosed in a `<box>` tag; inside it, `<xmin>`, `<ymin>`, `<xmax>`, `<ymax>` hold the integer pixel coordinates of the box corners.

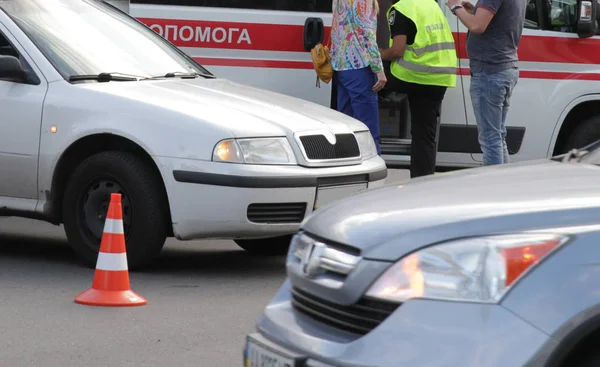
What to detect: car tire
<box><xmin>562</xmin><ymin>115</ymin><xmax>600</xmax><ymax>152</ymax></box>
<box><xmin>62</xmin><ymin>150</ymin><xmax>169</xmax><ymax>270</ymax></box>
<box><xmin>234</xmin><ymin>235</ymin><xmax>294</xmax><ymax>256</ymax></box>
<box><xmin>569</xmin><ymin>348</ymin><xmax>600</xmax><ymax>367</ymax></box>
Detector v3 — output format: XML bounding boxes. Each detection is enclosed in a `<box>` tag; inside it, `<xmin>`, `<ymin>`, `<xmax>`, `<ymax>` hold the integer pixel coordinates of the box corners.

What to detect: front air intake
<box><xmin>247</xmin><ymin>203</ymin><xmax>307</xmax><ymax>224</ymax></box>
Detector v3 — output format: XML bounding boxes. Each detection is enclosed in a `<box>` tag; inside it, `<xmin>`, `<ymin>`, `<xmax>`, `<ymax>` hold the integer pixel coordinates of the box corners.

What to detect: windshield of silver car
<box><xmin>0</xmin><ymin>0</ymin><xmax>211</xmax><ymax>80</ymax></box>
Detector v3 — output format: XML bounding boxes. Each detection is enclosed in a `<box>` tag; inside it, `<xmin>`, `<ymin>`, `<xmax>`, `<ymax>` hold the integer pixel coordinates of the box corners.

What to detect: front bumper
<box><xmin>247</xmin><ymin>279</ymin><xmax>558</xmax><ymax>367</ymax></box>
<box><xmin>153</xmin><ymin>156</ymin><xmax>387</xmax><ymax>240</ymax></box>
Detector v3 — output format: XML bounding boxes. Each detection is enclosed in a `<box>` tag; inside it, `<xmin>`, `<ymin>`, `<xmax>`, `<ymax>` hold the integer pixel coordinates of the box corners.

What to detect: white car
<box><xmin>0</xmin><ymin>0</ymin><xmax>387</xmax><ymax>269</ymax></box>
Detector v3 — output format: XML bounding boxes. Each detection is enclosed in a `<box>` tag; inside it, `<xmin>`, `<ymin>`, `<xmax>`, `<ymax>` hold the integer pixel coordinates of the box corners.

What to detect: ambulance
<box><xmin>112</xmin><ymin>0</ymin><xmax>600</xmax><ymax>169</ymax></box>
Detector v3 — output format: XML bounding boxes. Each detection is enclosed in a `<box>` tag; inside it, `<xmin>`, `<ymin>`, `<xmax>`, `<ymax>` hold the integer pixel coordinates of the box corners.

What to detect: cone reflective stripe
<box><xmin>75</xmin><ymin>193</ymin><xmax>147</xmax><ymax>307</ymax></box>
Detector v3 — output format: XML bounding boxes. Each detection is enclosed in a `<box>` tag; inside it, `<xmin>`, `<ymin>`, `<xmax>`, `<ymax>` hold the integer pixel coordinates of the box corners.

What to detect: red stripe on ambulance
<box><xmin>138</xmin><ymin>17</ymin><xmax>331</xmax><ymax>52</ymax></box>
<box><xmin>138</xmin><ymin>18</ymin><xmax>600</xmax><ymax>79</ymax></box>
<box><xmin>193</xmin><ymin>57</ymin><xmax>313</xmax><ymax>69</ymax></box>
<box><xmin>452</xmin><ymin>32</ymin><xmax>600</xmax><ymax>65</ymax></box>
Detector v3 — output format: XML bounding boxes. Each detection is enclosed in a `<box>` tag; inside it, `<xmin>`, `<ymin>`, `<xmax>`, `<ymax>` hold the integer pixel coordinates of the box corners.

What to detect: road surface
<box><xmin>0</xmin><ymin>169</ymin><xmax>410</xmax><ymax>367</ymax></box>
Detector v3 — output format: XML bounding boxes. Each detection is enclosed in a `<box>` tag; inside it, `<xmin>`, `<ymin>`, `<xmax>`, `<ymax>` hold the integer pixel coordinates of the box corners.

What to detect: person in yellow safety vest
<box><xmin>379</xmin><ymin>0</ymin><xmax>457</xmax><ymax>178</ymax></box>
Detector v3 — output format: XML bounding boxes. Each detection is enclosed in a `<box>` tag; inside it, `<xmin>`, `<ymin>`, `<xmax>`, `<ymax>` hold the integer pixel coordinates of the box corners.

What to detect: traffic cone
<box><xmin>74</xmin><ymin>193</ymin><xmax>147</xmax><ymax>307</ymax></box>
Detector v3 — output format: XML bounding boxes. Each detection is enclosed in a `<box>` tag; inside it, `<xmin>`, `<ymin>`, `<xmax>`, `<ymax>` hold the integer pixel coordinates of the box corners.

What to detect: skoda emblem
<box><xmin>323</xmin><ymin>131</ymin><xmax>337</xmax><ymax>145</ymax></box>
<box><xmin>301</xmin><ymin>241</ymin><xmax>325</xmax><ymax>277</ymax></box>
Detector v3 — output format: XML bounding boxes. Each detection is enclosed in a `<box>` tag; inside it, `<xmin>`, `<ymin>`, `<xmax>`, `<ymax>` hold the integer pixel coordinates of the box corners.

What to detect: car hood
<box><xmin>79</xmin><ymin>77</ymin><xmax>367</xmax><ymax>137</ymax></box>
<box><xmin>302</xmin><ymin>159</ymin><xmax>600</xmax><ymax>261</ymax></box>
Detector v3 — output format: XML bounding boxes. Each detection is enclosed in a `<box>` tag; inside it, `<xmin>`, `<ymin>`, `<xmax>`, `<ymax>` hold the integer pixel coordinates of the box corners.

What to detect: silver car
<box><xmin>244</xmin><ymin>146</ymin><xmax>600</xmax><ymax>367</ymax></box>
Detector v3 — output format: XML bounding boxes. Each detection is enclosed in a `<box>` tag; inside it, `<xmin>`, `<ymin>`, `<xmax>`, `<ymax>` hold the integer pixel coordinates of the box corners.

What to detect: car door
<box><xmin>0</xmin><ymin>23</ymin><xmax>47</xmax><ymax>199</ymax></box>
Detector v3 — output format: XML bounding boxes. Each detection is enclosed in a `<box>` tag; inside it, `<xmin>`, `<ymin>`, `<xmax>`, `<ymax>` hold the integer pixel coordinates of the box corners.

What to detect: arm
<box><xmin>380</xmin><ymin>35</ymin><xmax>407</xmax><ymax>61</ymax></box>
<box><xmin>379</xmin><ymin>9</ymin><xmax>413</xmax><ymax>61</ymax></box>
<box><xmin>446</xmin><ymin>0</ymin><xmax>499</xmax><ymax>34</ymax></box>
<box><xmin>350</xmin><ymin>0</ymin><xmax>384</xmax><ymax>72</ymax></box>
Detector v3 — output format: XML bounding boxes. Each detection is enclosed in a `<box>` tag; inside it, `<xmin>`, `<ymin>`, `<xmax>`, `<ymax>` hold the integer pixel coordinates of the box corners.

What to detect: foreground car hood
<box><xmin>80</xmin><ymin>77</ymin><xmax>367</xmax><ymax>136</ymax></box>
<box><xmin>302</xmin><ymin>159</ymin><xmax>600</xmax><ymax>261</ymax></box>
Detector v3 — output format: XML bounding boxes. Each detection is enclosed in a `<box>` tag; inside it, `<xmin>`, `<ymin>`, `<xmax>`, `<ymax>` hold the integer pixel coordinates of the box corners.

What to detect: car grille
<box><xmin>246</xmin><ymin>203</ymin><xmax>307</xmax><ymax>224</ymax></box>
<box><xmin>291</xmin><ymin>286</ymin><xmax>400</xmax><ymax>335</ymax></box>
<box><xmin>299</xmin><ymin>133</ymin><xmax>360</xmax><ymax>160</ymax></box>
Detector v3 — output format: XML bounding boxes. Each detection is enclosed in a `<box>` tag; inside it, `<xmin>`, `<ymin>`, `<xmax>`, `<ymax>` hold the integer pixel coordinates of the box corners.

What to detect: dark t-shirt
<box><xmin>465</xmin><ymin>0</ymin><xmax>526</xmax><ymax>74</ymax></box>
<box><xmin>387</xmin><ymin>7</ymin><xmax>417</xmax><ymax>45</ymax></box>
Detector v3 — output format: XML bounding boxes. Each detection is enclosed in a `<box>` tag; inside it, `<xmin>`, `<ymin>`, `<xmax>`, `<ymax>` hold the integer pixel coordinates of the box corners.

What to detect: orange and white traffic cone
<box><xmin>74</xmin><ymin>193</ymin><xmax>147</xmax><ymax>307</ymax></box>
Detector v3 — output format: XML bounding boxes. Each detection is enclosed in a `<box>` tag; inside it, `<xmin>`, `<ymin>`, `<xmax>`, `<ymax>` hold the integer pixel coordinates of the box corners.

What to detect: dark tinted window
<box><xmin>524</xmin><ymin>0</ymin><xmax>539</xmax><ymax>28</ymax></box>
<box><xmin>131</xmin><ymin>0</ymin><xmax>332</xmax><ymax>12</ymax></box>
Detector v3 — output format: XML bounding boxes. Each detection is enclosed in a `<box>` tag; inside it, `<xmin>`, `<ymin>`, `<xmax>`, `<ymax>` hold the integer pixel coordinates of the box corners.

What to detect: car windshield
<box><xmin>0</xmin><ymin>0</ymin><xmax>212</xmax><ymax>80</ymax></box>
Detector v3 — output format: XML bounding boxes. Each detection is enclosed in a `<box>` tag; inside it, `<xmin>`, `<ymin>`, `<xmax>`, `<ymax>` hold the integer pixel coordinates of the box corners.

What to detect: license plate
<box><xmin>245</xmin><ymin>338</ymin><xmax>296</xmax><ymax>367</ymax></box>
<box><xmin>314</xmin><ymin>183</ymin><xmax>368</xmax><ymax>210</ymax></box>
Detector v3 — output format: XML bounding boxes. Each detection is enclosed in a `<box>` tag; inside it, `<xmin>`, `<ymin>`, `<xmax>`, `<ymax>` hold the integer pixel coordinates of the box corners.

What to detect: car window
<box><xmin>525</xmin><ymin>0</ymin><xmax>540</xmax><ymax>29</ymax></box>
<box><xmin>0</xmin><ymin>29</ymin><xmax>37</xmax><ymax>84</ymax></box>
<box><xmin>131</xmin><ymin>0</ymin><xmax>333</xmax><ymax>13</ymax></box>
<box><xmin>548</xmin><ymin>0</ymin><xmax>578</xmax><ymax>32</ymax></box>
<box><xmin>0</xmin><ymin>0</ymin><xmax>212</xmax><ymax>80</ymax></box>
<box><xmin>0</xmin><ymin>32</ymin><xmax>18</xmax><ymax>58</ymax></box>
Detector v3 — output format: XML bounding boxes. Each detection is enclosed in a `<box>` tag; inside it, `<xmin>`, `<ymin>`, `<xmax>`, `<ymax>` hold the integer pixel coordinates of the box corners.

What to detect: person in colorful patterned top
<box><xmin>330</xmin><ymin>0</ymin><xmax>387</xmax><ymax>155</ymax></box>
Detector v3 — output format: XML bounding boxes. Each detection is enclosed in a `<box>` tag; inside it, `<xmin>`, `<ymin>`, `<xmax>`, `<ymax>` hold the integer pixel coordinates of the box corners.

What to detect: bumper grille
<box><xmin>291</xmin><ymin>287</ymin><xmax>400</xmax><ymax>335</ymax></box>
<box><xmin>247</xmin><ymin>203</ymin><xmax>307</xmax><ymax>224</ymax></box>
<box><xmin>299</xmin><ymin>133</ymin><xmax>360</xmax><ymax>160</ymax></box>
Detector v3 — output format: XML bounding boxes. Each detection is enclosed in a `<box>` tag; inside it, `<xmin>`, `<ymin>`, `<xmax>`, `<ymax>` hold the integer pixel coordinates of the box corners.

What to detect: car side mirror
<box><xmin>0</xmin><ymin>55</ymin><xmax>26</xmax><ymax>82</ymax></box>
<box><xmin>576</xmin><ymin>0</ymin><xmax>597</xmax><ymax>38</ymax></box>
<box><xmin>303</xmin><ymin>17</ymin><xmax>324</xmax><ymax>51</ymax></box>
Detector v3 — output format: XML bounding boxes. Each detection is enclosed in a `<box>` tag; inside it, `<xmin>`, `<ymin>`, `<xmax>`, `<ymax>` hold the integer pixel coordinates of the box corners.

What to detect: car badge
<box><xmin>301</xmin><ymin>241</ymin><xmax>325</xmax><ymax>277</ymax></box>
<box><xmin>323</xmin><ymin>131</ymin><xmax>337</xmax><ymax>145</ymax></box>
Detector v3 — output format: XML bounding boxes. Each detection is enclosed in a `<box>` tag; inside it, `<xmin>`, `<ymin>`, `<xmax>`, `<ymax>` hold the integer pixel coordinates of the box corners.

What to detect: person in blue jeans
<box><xmin>329</xmin><ymin>0</ymin><xmax>387</xmax><ymax>155</ymax></box>
<box><xmin>445</xmin><ymin>0</ymin><xmax>525</xmax><ymax>165</ymax></box>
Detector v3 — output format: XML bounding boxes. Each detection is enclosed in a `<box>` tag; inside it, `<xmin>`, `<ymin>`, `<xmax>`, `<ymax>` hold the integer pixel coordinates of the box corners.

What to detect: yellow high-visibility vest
<box><xmin>387</xmin><ymin>0</ymin><xmax>458</xmax><ymax>87</ymax></box>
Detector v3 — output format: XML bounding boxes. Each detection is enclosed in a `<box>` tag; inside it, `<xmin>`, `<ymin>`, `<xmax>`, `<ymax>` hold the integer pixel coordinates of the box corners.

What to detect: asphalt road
<box><xmin>0</xmin><ymin>169</ymin><xmax>410</xmax><ymax>367</ymax></box>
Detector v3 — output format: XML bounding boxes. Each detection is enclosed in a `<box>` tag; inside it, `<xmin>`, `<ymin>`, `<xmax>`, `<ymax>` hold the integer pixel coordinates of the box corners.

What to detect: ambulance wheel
<box><xmin>234</xmin><ymin>235</ymin><xmax>293</xmax><ymax>256</ymax></box>
<box><xmin>62</xmin><ymin>150</ymin><xmax>169</xmax><ymax>270</ymax></box>
<box><xmin>562</xmin><ymin>115</ymin><xmax>600</xmax><ymax>152</ymax></box>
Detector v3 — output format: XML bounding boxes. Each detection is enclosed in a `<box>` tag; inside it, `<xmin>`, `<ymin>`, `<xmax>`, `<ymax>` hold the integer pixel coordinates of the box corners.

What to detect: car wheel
<box><xmin>567</xmin><ymin>348</ymin><xmax>600</xmax><ymax>367</ymax></box>
<box><xmin>234</xmin><ymin>235</ymin><xmax>294</xmax><ymax>256</ymax></box>
<box><xmin>562</xmin><ymin>115</ymin><xmax>600</xmax><ymax>152</ymax></box>
<box><xmin>62</xmin><ymin>150</ymin><xmax>169</xmax><ymax>270</ymax></box>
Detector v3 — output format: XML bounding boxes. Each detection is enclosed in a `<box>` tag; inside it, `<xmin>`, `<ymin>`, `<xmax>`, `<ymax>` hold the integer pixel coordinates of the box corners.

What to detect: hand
<box><xmin>373</xmin><ymin>70</ymin><xmax>387</xmax><ymax>92</ymax></box>
<box><xmin>445</xmin><ymin>0</ymin><xmax>461</xmax><ymax>9</ymax></box>
<box><xmin>461</xmin><ymin>1</ymin><xmax>475</xmax><ymax>12</ymax></box>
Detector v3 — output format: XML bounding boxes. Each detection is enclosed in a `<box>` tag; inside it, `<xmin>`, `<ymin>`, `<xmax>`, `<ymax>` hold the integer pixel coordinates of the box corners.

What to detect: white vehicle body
<box><xmin>121</xmin><ymin>0</ymin><xmax>600</xmax><ymax>169</ymax></box>
<box><xmin>0</xmin><ymin>0</ymin><xmax>387</xmax><ymax>268</ymax></box>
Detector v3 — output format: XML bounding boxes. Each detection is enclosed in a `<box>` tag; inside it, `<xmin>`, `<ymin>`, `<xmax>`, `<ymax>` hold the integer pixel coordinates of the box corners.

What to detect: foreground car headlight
<box><xmin>365</xmin><ymin>233</ymin><xmax>569</xmax><ymax>304</ymax></box>
<box><xmin>212</xmin><ymin>137</ymin><xmax>297</xmax><ymax>165</ymax></box>
<box><xmin>355</xmin><ymin>131</ymin><xmax>377</xmax><ymax>160</ymax></box>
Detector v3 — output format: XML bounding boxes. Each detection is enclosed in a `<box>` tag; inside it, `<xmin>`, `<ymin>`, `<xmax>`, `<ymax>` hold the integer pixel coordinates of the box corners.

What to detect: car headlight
<box><xmin>365</xmin><ymin>233</ymin><xmax>569</xmax><ymax>304</ymax></box>
<box><xmin>212</xmin><ymin>137</ymin><xmax>297</xmax><ymax>165</ymax></box>
<box><xmin>355</xmin><ymin>131</ymin><xmax>377</xmax><ymax>159</ymax></box>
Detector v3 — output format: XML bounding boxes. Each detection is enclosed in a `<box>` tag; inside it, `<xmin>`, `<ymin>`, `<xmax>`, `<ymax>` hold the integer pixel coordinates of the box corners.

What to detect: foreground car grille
<box><xmin>299</xmin><ymin>133</ymin><xmax>360</xmax><ymax>160</ymax></box>
<box><xmin>291</xmin><ymin>287</ymin><xmax>400</xmax><ymax>335</ymax></box>
<box><xmin>247</xmin><ymin>203</ymin><xmax>307</xmax><ymax>224</ymax></box>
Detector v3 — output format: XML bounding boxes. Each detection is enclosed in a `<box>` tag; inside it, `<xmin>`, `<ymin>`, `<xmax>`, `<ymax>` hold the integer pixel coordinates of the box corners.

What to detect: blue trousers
<box><xmin>470</xmin><ymin>68</ymin><xmax>519</xmax><ymax>165</ymax></box>
<box><xmin>334</xmin><ymin>67</ymin><xmax>381</xmax><ymax>155</ymax></box>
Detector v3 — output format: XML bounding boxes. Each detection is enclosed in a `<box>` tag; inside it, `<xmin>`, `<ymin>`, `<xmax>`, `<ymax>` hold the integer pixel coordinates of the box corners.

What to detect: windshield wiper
<box><xmin>556</xmin><ymin>140</ymin><xmax>600</xmax><ymax>163</ymax></box>
<box><xmin>560</xmin><ymin>148</ymin><xmax>589</xmax><ymax>163</ymax></box>
<box><xmin>68</xmin><ymin>72</ymin><xmax>145</xmax><ymax>82</ymax></box>
<box><xmin>149</xmin><ymin>71</ymin><xmax>215</xmax><ymax>79</ymax></box>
